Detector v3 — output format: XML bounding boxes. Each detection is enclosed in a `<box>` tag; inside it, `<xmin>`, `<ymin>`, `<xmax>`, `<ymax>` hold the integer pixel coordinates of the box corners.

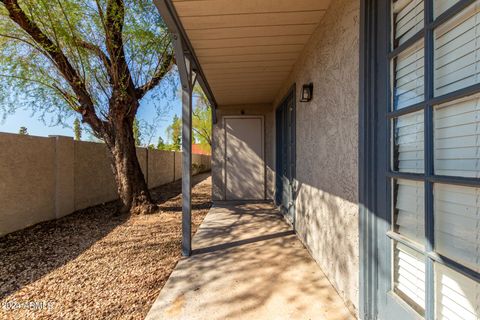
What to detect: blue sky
<box><xmin>0</xmin><ymin>75</ymin><xmax>182</xmax><ymax>146</ymax></box>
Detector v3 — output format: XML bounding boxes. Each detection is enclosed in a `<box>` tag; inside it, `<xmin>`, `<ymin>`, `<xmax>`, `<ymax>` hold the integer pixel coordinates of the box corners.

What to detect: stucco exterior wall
<box><xmin>273</xmin><ymin>0</ymin><xmax>360</xmax><ymax>315</ymax></box>
<box><xmin>0</xmin><ymin>134</ymin><xmax>211</xmax><ymax>236</ymax></box>
<box><xmin>211</xmin><ymin>104</ymin><xmax>275</xmax><ymax>201</ymax></box>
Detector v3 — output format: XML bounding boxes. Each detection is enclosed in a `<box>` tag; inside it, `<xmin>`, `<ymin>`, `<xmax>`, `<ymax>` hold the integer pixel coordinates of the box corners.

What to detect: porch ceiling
<box><xmin>170</xmin><ymin>0</ymin><xmax>331</xmax><ymax>106</ymax></box>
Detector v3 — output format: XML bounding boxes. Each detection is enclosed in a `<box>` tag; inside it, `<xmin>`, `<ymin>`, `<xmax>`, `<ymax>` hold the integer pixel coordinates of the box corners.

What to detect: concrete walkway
<box><xmin>145</xmin><ymin>202</ymin><xmax>354</xmax><ymax>320</ymax></box>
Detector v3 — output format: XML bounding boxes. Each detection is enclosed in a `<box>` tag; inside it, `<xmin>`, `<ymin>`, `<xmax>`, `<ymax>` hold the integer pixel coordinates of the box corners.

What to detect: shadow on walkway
<box><xmin>146</xmin><ymin>201</ymin><xmax>354</xmax><ymax>320</ymax></box>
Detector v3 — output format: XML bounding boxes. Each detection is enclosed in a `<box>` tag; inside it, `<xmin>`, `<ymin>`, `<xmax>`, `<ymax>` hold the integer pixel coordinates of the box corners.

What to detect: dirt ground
<box><xmin>0</xmin><ymin>173</ymin><xmax>212</xmax><ymax>320</ymax></box>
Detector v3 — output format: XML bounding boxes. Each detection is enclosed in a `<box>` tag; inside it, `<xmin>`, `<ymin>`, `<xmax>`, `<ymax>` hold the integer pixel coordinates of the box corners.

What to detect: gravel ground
<box><xmin>0</xmin><ymin>173</ymin><xmax>212</xmax><ymax>320</ymax></box>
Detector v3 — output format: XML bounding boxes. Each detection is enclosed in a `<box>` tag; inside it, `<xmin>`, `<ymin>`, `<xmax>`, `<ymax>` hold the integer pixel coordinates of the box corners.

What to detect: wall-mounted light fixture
<box><xmin>300</xmin><ymin>83</ymin><xmax>313</xmax><ymax>102</ymax></box>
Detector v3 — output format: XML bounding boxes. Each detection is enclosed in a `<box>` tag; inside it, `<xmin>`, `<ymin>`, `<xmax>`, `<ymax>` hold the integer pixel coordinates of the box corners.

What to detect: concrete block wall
<box><xmin>53</xmin><ymin>136</ymin><xmax>75</xmax><ymax>219</ymax></box>
<box><xmin>147</xmin><ymin>150</ymin><xmax>175</xmax><ymax>189</ymax></box>
<box><xmin>174</xmin><ymin>151</ymin><xmax>182</xmax><ymax>181</ymax></box>
<box><xmin>0</xmin><ymin>133</ymin><xmax>56</xmax><ymax>236</ymax></box>
<box><xmin>73</xmin><ymin>140</ymin><xmax>118</xmax><ymax>211</ymax></box>
<box><xmin>0</xmin><ymin>132</ymin><xmax>211</xmax><ymax>236</ymax></box>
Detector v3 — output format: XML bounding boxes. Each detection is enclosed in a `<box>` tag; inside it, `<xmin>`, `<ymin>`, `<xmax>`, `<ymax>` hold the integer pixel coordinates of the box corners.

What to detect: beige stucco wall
<box><xmin>211</xmin><ymin>104</ymin><xmax>275</xmax><ymax>201</ymax></box>
<box><xmin>273</xmin><ymin>0</ymin><xmax>360</xmax><ymax>315</ymax></box>
<box><xmin>73</xmin><ymin>144</ymin><xmax>151</xmax><ymax>210</ymax></box>
<box><xmin>137</xmin><ymin>148</ymin><xmax>148</xmax><ymax>183</ymax></box>
<box><xmin>0</xmin><ymin>133</ymin><xmax>56</xmax><ymax>236</ymax></box>
<box><xmin>192</xmin><ymin>154</ymin><xmax>201</xmax><ymax>175</ymax></box>
<box><xmin>174</xmin><ymin>151</ymin><xmax>182</xmax><ymax>181</ymax></box>
<box><xmin>200</xmin><ymin>154</ymin><xmax>211</xmax><ymax>172</ymax></box>
<box><xmin>74</xmin><ymin>141</ymin><xmax>118</xmax><ymax>211</ymax></box>
<box><xmin>52</xmin><ymin>136</ymin><xmax>75</xmax><ymax>219</ymax></box>
<box><xmin>148</xmin><ymin>150</ymin><xmax>175</xmax><ymax>188</ymax></box>
<box><xmin>0</xmin><ymin>134</ymin><xmax>211</xmax><ymax>236</ymax></box>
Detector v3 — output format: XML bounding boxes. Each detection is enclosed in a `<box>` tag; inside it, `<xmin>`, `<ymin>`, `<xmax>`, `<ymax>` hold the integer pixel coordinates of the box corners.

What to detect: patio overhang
<box><xmin>154</xmin><ymin>0</ymin><xmax>332</xmax><ymax>257</ymax></box>
<box><xmin>153</xmin><ymin>0</ymin><xmax>218</xmax><ymax>124</ymax></box>
<box><xmin>155</xmin><ymin>0</ymin><xmax>332</xmax><ymax>107</ymax></box>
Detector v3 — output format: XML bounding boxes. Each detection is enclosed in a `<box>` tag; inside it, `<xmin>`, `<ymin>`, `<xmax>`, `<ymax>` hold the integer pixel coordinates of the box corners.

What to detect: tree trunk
<box><xmin>102</xmin><ymin>118</ymin><xmax>156</xmax><ymax>214</ymax></box>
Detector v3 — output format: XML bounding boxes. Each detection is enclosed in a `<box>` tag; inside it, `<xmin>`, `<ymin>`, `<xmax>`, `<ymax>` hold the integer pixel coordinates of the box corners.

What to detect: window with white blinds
<box><xmin>394</xmin><ymin>179</ymin><xmax>425</xmax><ymax>244</ymax></box>
<box><xmin>394</xmin><ymin>242</ymin><xmax>426</xmax><ymax>315</ymax></box>
<box><xmin>435</xmin><ymin>264</ymin><xmax>480</xmax><ymax>320</ymax></box>
<box><xmin>435</xmin><ymin>184</ymin><xmax>480</xmax><ymax>273</ymax></box>
<box><xmin>393</xmin><ymin>41</ymin><xmax>425</xmax><ymax>110</ymax></box>
<box><xmin>435</xmin><ymin>93</ymin><xmax>480</xmax><ymax>177</ymax></box>
<box><xmin>391</xmin><ymin>3</ymin><xmax>427</xmax><ymax>315</ymax></box>
<box><xmin>394</xmin><ymin>111</ymin><xmax>425</xmax><ymax>173</ymax></box>
<box><xmin>393</xmin><ymin>178</ymin><xmax>425</xmax><ymax>315</ymax></box>
<box><xmin>430</xmin><ymin>3</ymin><xmax>480</xmax><ymax>315</ymax></box>
<box><xmin>434</xmin><ymin>2</ymin><xmax>480</xmax><ymax>97</ymax></box>
<box><xmin>393</xmin><ymin>0</ymin><xmax>424</xmax><ymax>47</ymax></box>
<box><xmin>389</xmin><ymin>1</ymin><xmax>480</xmax><ymax>318</ymax></box>
<box><xmin>434</xmin><ymin>0</ymin><xmax>460</xmax><ymax>18</ymax></box>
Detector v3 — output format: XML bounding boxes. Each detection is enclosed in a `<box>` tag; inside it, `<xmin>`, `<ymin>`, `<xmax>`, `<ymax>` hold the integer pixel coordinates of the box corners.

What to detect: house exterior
<box><xmin>155</xmin><ymin>0</ymin><xmax>480</xmax><ymax>319</ymax></box>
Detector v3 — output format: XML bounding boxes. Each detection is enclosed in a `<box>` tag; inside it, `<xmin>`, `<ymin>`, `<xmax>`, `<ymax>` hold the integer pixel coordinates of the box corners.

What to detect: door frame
<box><xmin>275</xmin><ymin>85</ymin><xmax>297</xmax><ymax>224</ymax></box>
<box><xmin>223</xmin><ymin>115</ymin><xmax>265</xmax><ymax>201</ymax></box>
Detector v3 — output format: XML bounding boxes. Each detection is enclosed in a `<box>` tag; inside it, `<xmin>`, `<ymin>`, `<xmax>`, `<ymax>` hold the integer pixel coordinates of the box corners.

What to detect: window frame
<box><xmin>359</xmin><ymin>1</ymin><xmax>480</xmax><ymax>320</ymax></box>
<box><xmin>388</xmin><ymin>0</ymin><xmax>480</xmax><ymax>318</ymax></box>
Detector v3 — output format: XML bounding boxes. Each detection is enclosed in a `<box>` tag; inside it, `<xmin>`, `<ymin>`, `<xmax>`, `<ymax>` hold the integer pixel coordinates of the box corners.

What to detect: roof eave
<box><xmin>153</xmin><ymin>0</ymin><xmax>218</xmax><ymax>124</ymax></box>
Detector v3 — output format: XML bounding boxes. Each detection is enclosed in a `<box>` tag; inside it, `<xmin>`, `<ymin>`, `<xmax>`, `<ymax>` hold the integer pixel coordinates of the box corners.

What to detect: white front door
<box><xmin>224</xmin><ymin>117</ymin><xmax>264</xmax><ymax>200</ymax></box>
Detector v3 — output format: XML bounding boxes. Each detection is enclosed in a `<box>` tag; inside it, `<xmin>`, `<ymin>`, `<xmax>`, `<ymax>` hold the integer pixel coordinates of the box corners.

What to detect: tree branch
<box><xmin>56</xmin><ymin>0</ymin><xmax>87</xmax><ymax>80</ymax></box>
<box><xmin>192</xmin><ymin>127</ymin><xmax>211</xmax><ymax>146</ymax></box>
<box><xmin>135</xmin><ymin>53</ymin><xmax>175</xmax><ymax>99</ymax></box>
<box><xmin>76</xmin><ymin>40</ymin><xmax>112</xmax><ymax>75</ymax></box>
<box><xmin>52</xmin><ymin>84</ymin><xmax>82</xmax><ymax>111</ymax></box>
<box><xmin>104</xmin><ymin>0</ymin><xmax>135</xmax><ymax>98</ymax></box>
<box><xmin>0</xmin><ymin>32</ymin><xmax>51</xmax><ymax>61</ymax></box>
<box><xmin>0</xmin><ymin>0</ymin><xmax>105</xmax><ymax>133</ymax></box>
<box><xmin>0</xmin><ymin>73</ymin><xmax>80</xmax><ymax>110</ymax></box>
